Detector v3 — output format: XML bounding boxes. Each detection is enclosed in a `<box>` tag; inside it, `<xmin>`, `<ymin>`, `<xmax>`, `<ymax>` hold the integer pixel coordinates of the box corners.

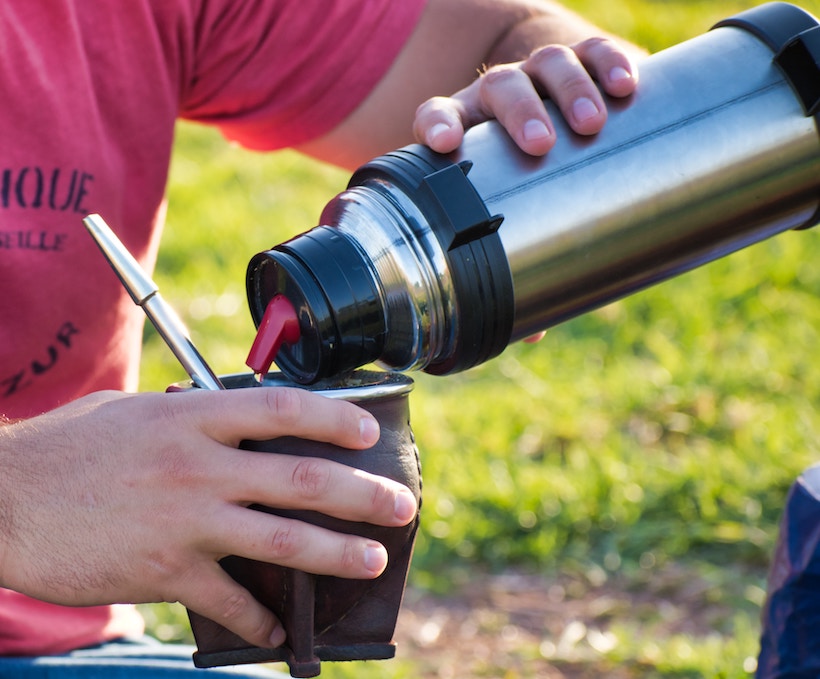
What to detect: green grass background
<box><xmin>137</xmin><ymin>1</ymin><xmax>820</xmax><ymax>676</ymax></box>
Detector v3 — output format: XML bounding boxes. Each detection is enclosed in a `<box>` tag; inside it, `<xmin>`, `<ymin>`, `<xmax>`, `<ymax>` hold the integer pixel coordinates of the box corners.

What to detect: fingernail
<box><xmin>269</xmin><ymin>624</ymin><xmax>286</xmax><ymax>647</ymax></box>
<box><xmin>359</xmin><ymin>416</ymin><xmax>380</xmax><ymax>446</ymax></box>
<box><xmin>394</xmin><ymin>489</ymin><xmax>417</xmax><ymax>523</ymax></box>
<box><xmin>427</xmin><ymin>122</ymin><xmax>452</xmax><ymax>145</ymax></box>
<box><xmin>364</xmin><ymin>542</ymin><xmax>388</xmax><ymax>575</ymax></box>
<box><xmin>572</xmin><ymin>97</ymin><xmax>599</xmax><ymax>123</ymax></box>
<box><xmin>609</xmin><ymin>65</ymin><xmax>632</xmax><ymax>83</ymax></box>
<box><xmin>523</xmin><ymin>119</ymin><xmax>550</xmax><ymax>142</ymax></box>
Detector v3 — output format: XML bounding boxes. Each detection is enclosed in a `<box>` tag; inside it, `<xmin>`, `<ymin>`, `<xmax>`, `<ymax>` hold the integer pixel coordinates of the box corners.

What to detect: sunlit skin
<box><xmin>0</xmin><ymin>0</ymin><xmax>641</xmax><ymax>651</ymax></box>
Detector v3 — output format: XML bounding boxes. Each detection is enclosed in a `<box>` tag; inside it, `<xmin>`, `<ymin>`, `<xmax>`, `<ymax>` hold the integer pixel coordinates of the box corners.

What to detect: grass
<box><xmin>137</xmin><ymin>0</ymin><xmax>820</xmax><ymax>676</ymax></box>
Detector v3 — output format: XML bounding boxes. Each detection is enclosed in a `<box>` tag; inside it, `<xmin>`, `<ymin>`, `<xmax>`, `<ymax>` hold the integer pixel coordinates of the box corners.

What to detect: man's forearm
<box><xmin>486</xmin><ymin>1</ymin><xmax>646</xmax><ymax>65</ymax></box>
<box><xmin>297</xmin><ymin>0</ymin><xmax>642</xmax><ymax>167</ymax></box>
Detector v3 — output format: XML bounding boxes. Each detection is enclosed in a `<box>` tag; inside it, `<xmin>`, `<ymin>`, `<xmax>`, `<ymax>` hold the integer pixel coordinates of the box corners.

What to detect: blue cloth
<box><xmin>757</xmin><ymin>464</ymin><xmax>820</xmax><ymax>678</ymax></box>
<box><xmin>0</xmin><ymin>637</ymin><xmax>290</xmax><ymax>678</ymax></box>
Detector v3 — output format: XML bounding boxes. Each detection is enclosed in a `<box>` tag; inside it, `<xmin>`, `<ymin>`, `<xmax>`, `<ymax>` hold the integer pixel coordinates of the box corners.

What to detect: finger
<box><xmin>474</xmin><ymin>65</ymin><xmax>556</xmax><ymax>156</ymax></box>
<box><xmin>522</xmin><ymin>44</ymin><xmax>608</xmax><ymax>137</ymax></box>
<box><xmin>413</xmin><ymin>95</ymin><xmax>469</xmax><ymax>153</ymax></box>
<box><xmin>210</xmin><ymin>507</ymin><xmax>391</xmax><ymax>579</ymax></box>
<box><xmin>523</xmin><ymin>331</ymin><xmax>547</xmax><ymax>344</ymax></box>
<box><xmin>179</xmin><ymin>562</ymin><xmax>286</xmax><ymax>649</ymax></box>
<box><xmin>573</xmin><ymin>37</ymin><xmax>639</xmax><ymax>99</ymax></box>
<box><xmin>166</xmin><ymin>387</ymin><xmax>380</xmax><ymax>450</ymax></box>
<box><xmin>229</xmin><ymin>451</ymin><xmax>417</xmax><ymax>525</ymax></box>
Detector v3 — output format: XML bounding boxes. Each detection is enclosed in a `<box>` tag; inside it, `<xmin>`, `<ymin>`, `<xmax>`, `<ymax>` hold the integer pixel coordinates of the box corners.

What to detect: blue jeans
<box><xmin>0</xmin><ymin>637</ymin><xmax>290</xmax><ymax>678</ymax></box>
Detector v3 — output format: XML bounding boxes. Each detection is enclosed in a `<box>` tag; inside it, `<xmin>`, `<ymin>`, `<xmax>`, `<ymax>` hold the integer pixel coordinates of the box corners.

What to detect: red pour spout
<box><xmin>246</xmin><ymin>294</ymin><xmax>301</xmax><ymax>378</ymax></box>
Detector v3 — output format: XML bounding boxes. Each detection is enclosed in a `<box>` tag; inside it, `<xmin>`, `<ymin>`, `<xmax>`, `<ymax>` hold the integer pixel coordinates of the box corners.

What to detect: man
<box><xmin>0</xmin><ymin>0</ymin><xmax>640</xmax><ymax>673</ymax></box>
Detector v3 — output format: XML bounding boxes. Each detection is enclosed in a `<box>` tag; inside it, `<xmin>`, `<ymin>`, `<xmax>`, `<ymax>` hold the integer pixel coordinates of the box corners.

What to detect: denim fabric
<box><xmin>0</xmin><ymin>637</ymin><xmax>291</xmax><ymax>678</ymax></box>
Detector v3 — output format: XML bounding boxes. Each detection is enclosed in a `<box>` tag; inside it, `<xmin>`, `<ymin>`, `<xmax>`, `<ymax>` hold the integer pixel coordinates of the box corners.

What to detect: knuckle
<box><xmin>148</xmin><ymin>393</ymin><xmax>187</xmax><ymax>429</ymax></box>
<box><xmin>144</xmin><ymin>393</ymin><xmax>201</xmax><ymax>442</ymax></box>
<box><xmin>265</xmin><ymin>387</ymin><xmax>304</xmax><ymax>425</ymax></box>
<box><xmin>266</xmin><ymin>523</ymin><xmax>300</xmax><ymax>560</ymax></box>
<box><xmin>220</xmin><ymin>591</ymin><xmax>251</xmax><ymax>622</ymax></box>
<box><xmin>155</xmin><ymin>444</ymin><xmax>201</xmax><ymax>486</ymax></box>
<box><xmin>290</xmin><ymin>458</ymin><xmax>332</xmax><ymax>499</ymax></box>
<box><xmin>572</xmin><ymin>36</ymin><xmax>620</xmax><ymax>60</ymax></box>
<box><xmin>527</xmin><ymin>43</ymin><xmax>574</xmax><ymax>68</ymax></box>
<box><xmin>480</xmin><ymin>64</ymin><xmax>520</xmax><ymax>87</ymax></box>
<box><xmin>576</xmin><ymin>35</ymin><xmax>616</xmax><ymax>55</ymax></box>
<box><xmin>145</xmin><ymin>550</ymin><xmax>185</xmax><ymax>583</ymax></box>
<box><xmin>153</xmin><ymin>561</ymin><xmax>202</xmax><ymax>607</ymax></box>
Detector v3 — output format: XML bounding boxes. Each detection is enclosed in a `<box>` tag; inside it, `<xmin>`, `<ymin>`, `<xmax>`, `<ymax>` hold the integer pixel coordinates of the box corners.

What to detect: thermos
<box><xmin>247</xmin><ymin>2</ymin><xmax>820</xmax><ymax>384</ymax></box>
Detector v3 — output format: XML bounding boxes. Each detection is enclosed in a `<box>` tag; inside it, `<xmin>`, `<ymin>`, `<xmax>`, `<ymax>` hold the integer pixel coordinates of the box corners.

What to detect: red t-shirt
<box><xmin>0</xmin><ymin>0</ymin><xmax>426</xmax><ymax>655</ymax></box>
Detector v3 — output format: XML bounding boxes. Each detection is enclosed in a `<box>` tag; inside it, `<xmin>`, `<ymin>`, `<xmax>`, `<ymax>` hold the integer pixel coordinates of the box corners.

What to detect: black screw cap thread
<box><xmin>247</xmin><ymin>227</ymin><xmax>386</xmax><ymax>384</ymax></box>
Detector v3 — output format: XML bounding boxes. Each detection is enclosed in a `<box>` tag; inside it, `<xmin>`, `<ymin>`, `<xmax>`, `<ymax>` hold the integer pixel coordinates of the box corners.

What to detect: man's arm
<box><xmin>297</xmin><ymin>0</ymin><xmax>646</xmax><ymax>168</ymax></box>
<box><xmin>0</xmin><ymin>388</ymin><xmax>417</xmax><ymax>650</ymax></box>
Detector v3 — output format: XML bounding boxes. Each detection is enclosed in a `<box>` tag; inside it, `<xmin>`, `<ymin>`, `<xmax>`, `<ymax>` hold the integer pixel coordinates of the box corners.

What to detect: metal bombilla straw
<box><xmin>83</xmin><ymin>213</ymin><xmax>225</xmax><ymax>391</ymax></box>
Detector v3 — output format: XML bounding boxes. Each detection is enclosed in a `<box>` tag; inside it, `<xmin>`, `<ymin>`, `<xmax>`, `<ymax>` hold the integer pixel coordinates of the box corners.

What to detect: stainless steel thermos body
<box><xmin>247</xmin><ymin>3</ymin><xmax>820</xmax><ymax>384</ymax></box>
